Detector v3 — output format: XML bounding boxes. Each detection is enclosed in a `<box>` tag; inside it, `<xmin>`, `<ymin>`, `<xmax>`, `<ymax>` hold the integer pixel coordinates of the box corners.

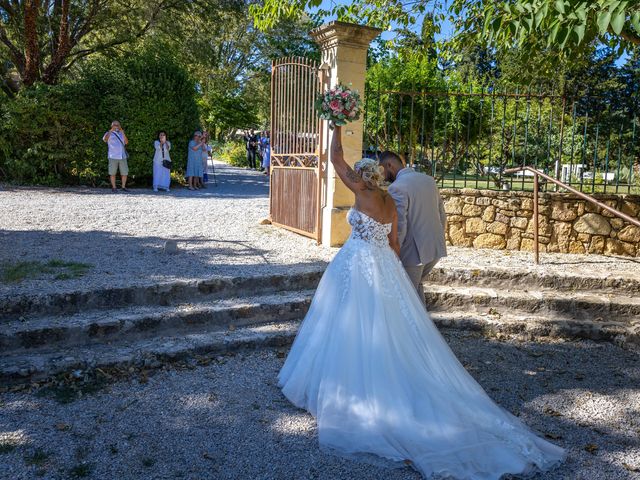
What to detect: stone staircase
<box><xmin>1</xmin><ymin>264</ymin><xmax>638</xmax><ymax>386</ymax></box>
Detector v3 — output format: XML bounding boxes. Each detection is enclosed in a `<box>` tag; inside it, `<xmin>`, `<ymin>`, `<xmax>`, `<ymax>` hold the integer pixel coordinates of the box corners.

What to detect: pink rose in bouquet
<box><xmin>315</xmin><ymin>83</ymin><xmax>362</xmax><ymax>128</ymax></box>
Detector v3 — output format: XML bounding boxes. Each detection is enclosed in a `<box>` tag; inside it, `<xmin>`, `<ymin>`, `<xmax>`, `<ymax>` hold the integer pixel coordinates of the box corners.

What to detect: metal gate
<box><xmin>270</xmin><ymin>56</ymin><xmax>324</xmax><ymax>241</ymax></box>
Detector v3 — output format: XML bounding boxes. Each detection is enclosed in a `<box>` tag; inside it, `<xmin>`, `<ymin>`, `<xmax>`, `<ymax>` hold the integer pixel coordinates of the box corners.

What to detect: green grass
<box><xmin>1</xmin><ymin>259</ymin><xmax>93</xmax><ymax>283</ymax></box>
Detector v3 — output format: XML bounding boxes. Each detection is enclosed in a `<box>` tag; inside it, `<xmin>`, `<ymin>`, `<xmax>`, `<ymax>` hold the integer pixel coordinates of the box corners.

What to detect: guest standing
<box><xmin>260</xmin><ymin>131</ymin><xmax>271</xmax><ymax>175</ymax></box>
<box><xmin>153</xmin><ymin>131</ymin><xmax>171</xmax><ymax>192</ymax></box>
<box><xmin>102</xmin><ymin>120</ymin><xmax>129</xmax><ymax>193</ymax></box>
<box><xmin>186</xmin><ymin>131</ymin><xmax>205</xmax><ymax>190</ymax></box>
<box><xmin>243</xmin><ymin>130</ymin><xmax>258</xmax><ymax>169</ymax></box>
<box><xmin>201</xmin><ymin>131</ymin><xmax>212</xmax><ymax>187</ymax></box>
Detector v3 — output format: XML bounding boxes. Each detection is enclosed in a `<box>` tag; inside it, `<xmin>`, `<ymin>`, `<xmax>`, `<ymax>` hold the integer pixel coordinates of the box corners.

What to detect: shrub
<box><xmin>215</xmin><ymin>141</ymin><xmax>248</xmax><ymax>167</ymax></box>
<box><xmin>0</xmin><ymin>45</ymin><xmax>200</xmax><ymax>185</ymax></box>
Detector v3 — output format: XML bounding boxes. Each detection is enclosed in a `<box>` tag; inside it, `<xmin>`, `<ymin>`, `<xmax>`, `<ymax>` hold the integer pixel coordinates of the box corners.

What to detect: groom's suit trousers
<box><xmin>404</xmin><ymin>260</ymin><xmax>439</xmax><ymax>308</ymax></box>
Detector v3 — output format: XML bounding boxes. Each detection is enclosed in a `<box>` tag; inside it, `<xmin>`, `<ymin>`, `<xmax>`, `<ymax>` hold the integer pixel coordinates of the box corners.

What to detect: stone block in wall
<box><xmin>521</xmin><ymin>198</ymin><xmax>534</xmax><ymax>210</ymax></box>
<box><xmin>618</xmin><ymin>225</ymin><xmax>640</xmax><ymax>243</ymax></box>
<box><xmin>506</xmin><ymin>234</ymin><xmax>522</xmax><ymax>250</ymax></box>
<box><xmin>610</xmin><ymin>218</ymin><xmax>625</xmax><ymax>229</ymax></box>
<box><xmin>605</xmin><ymin>238</ymin><xmax>636</xmax><ymax>256</ymax></box>
<box><xmin>511</xmin><ymin>217</ymin><xmax>528</xmax><ymax>229</ymax></box>
<box><xmin>521</xmin><ymin>238</ymin><xmax>547</xmax><ymax>253</ymax></box>
<box><xmin>449</xmin><ymin>223</ymin><xmax>473</xmax><ymax>247</ymax></box>
<box><xmin>577</xmin><ymin>233</ymin><xmax>591</xmax><ymax>243</ymax></box>
<box><xmin>500</xmin><ymin>210</ymin><xmax>516</xmax><ymax>217</ymax></box>
<box><xmin>585</xmin><ymin>202</ymin><xmax>600</xmax><ymax>213</ymax></box>
<box><xmin>622</xmin><ymin>201</ymin><xmax>640</xmax><ymax>217</ymax></box>
<box><xmin>495</xmin><ymin>213</ymin><xmax>510</xmax><ymax>224</ymax></box>
<box><xmin>573</xmin><ymin>213</ymin><xmax>611</xmax><ymax>236</ymax></box>
<box><xmin>475</xmin><ymin>197</ymin><xmax>492</xmax><ymax>206</ymax></box>
<box><xmin>462</xmin><ymin>204</ymin><xmax>483</xmax><ymax>217</ymax></box>
<box><xmin>517</xmin><ymin>210</ymin><xmax>533</xmax><ymax>218</ymax></box>
<box><xmin>599</xmin><ymin>200</ymin><xmax>619</xmax><ymax>218</ymax></box>
<box><xmin>448</xmin><ymin>215</ymin><xmax>465</xmax><ymax>223</ymax></box>
<box><xmin>473</xmin><ymin>233</ymin><xmax>506</xmax><ymax>249</ymax></box>
<box><xmin>526</xmin><ymin>216</ymin><xmax>552</xmax><ymax>236</ymax></box>
<box><xmin>487</xmin><ymin>221</ymin><xmax>508</xmax><ymax>235</ymax></box>
<box><xmin>551</xmin><ymin>202</ymin><xmax>578</xmax><ymax>221</ymax></box>
<box><xmin>577</xmin><ymin>203</ymin><xmax>585</xmax><ymax>216</ymax></box>
<box><xmin>464</xmin><ymin>196</ymin><xmax>476</xmax><ymax>204</ymax></box>
<box><xmin>492</xmin><ymin>199</ymin><xmax>520</xmax><ymax>210</ymax></box>
<box><xmin>551</xmin><ymin>221</ymin><xmax>573</xmax><ymax>252</ymax></box>
<box><xmin>569</xmin><ymin>241</ymin><xmax>586</xmax><ymax>254</ymax></box>
<box><xmin>444</xmin><ymin>197</ymin><xmax>464</xmax><ymax>215</ymax></box>
<box><xmin>465</xmin><ymin>218</ymin><xmax>486</xmax><ymax>234</ymax></box>
<box><xmin>588</xmin><ymin>236</ymin><xmax>605</xmax><ymax>254</ymax></box>
<box><xmin>482</xmin><ymin>206</ymin><xmax>496</xmax><ymax>222</ymax></box>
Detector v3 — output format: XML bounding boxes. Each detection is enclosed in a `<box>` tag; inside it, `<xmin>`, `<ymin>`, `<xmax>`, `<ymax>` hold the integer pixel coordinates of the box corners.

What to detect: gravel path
<box><xmin>0</xmin><ymin>162</ymin><xmax>334</xmax><ymax>299</ymax></box>
<box><xmin>1</xmin><ymin>329</ymin><xmax>638</xmax><ymax>480</ymax></box>
<box><xmin>2</xmin><ymin>161</ymin><xmax>640</xmax><ymax>301</ymax></box>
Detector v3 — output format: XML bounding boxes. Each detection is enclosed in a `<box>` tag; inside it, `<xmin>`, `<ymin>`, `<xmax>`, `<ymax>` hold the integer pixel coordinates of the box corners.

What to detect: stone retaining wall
<box><xmin>440</xmin><ymin>188</ymin><xmax>640</xmax><ymax>256</ymax></box>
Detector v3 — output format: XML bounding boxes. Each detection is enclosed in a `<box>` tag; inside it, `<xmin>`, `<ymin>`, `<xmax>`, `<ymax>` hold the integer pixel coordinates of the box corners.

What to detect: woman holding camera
<box><xmin>152</xmin><ymin>131</ymin><xmax>172</xmax><ymax>192</ymax></box>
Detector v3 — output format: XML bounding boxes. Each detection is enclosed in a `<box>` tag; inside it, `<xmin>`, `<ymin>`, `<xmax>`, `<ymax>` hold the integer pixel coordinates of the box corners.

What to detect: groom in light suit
<box><xmin>379</xmin><ymin>151</ymin><xmax>447</xmax><ymax>307</ymax></box>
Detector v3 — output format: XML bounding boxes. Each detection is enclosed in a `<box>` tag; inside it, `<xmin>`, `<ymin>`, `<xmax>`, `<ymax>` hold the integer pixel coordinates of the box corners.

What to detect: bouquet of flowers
<box><xmin>315</xmin><ymin>83</ymin><xmax>362</xmax><ymax>128</ymax></box>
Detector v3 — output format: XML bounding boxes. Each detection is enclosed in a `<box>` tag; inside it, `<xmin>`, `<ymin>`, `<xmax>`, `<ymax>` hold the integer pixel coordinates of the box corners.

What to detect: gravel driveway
<box><xmin>2</xmin><ymin>161</ymin><xmax>639</xmax><ymax>301</ymax></box>
<box><xmin>1</xmin><ymin>329</ymin><xmax>638</xmax><ymax>480</ymax></box>
<box><xmin>0</xmin><ymin>162</ymin><xmax>335</xmax><ymax>300</ymax></box>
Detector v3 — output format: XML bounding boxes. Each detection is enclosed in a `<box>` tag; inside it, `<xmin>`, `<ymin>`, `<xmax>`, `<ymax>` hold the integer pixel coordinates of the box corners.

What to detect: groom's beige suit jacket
<box><xmin>388</xmin><ymin>168</ymin><xmax>447</xmax><ymax>267</ymax></box>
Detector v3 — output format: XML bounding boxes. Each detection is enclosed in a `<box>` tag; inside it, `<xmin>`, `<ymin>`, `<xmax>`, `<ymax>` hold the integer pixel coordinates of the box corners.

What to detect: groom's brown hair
<box><xmin>379</xmin><ymin>151</ymin><xmax>404</xmax><ymax>166</ymax></box>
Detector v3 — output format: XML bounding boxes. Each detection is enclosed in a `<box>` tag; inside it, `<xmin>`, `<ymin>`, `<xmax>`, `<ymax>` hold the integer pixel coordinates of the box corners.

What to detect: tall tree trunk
<box><xmin>22</xmin><ymin>0</ymin><xmax>41</xmax><ymax>86</ymax></box>
<box><xmin>42</xmin><ymin>0</ymin><xmax>72</xmax><ymax>84</ymax></box>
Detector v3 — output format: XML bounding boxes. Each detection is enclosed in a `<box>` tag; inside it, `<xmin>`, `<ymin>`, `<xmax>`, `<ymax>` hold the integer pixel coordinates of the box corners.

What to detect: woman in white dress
<box><xmin>152</xmin><ymin>131</ymin><xmax>171</xmax><ymax>192</ymax></box>
<box><xmin>279</xmin><ymin>126</ymin><xmax>565</xmax><ymax>480</ymax></box>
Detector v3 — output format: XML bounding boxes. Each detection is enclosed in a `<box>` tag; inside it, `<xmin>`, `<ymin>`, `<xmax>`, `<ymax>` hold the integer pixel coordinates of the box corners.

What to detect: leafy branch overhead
<box><xmin>251</xmin><ymin>0</ymin><xmax>640</xmax><ymax>55</ymax></box>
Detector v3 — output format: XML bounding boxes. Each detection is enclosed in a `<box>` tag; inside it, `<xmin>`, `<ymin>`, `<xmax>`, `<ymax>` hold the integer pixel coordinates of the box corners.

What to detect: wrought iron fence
<box><xmin>363</xmin><ymin>86</ymin><xmax>640</xmax><ymax>194</ymax></box>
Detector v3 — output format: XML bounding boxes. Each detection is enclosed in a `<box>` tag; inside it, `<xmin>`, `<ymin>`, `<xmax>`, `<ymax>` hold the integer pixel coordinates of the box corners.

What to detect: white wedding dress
<box><xmin>279</xmin><ymin>208</ymin><xmax>565</xmax><ymax>479</ymax></box>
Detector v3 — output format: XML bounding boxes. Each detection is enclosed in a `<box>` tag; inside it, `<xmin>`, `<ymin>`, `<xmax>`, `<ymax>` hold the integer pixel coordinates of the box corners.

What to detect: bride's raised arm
<box><xmin>329</xmin><ymin>126</ymin><xmax>366</xmax><ymax>193</ymax></box>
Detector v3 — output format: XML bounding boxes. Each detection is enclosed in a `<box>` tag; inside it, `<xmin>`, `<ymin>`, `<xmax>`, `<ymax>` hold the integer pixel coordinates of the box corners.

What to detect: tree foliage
<box><xmin>0</xmin><ymin>45</ymin><xmax>199</xmax><ymax>185</ymax></box>
<box><xmin>0</xmin><ymin>0</ymin><xmax>181</xmax><ymax>92</ymax></box>
<box><xmin>251</xmin><ymin>0</ymin><xmax>640</xmax><ymax>58</ymax></box>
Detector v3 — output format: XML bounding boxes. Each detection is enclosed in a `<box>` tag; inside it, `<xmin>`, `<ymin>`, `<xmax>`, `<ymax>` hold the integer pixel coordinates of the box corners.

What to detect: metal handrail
<box><xmin>503</xmin><ymin>166</ymin><xmax>640</xmax><ymax>264</ymax></box>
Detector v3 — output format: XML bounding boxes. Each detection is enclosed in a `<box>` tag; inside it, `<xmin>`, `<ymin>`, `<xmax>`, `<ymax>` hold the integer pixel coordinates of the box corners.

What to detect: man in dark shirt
<box><xmin>243</xmin><ymin>130</ymin><xmax>259</xmax><ymax>169</ymax></box>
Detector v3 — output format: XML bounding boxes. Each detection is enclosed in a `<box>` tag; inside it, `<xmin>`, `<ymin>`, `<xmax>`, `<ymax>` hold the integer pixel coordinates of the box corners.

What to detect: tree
<box><xmin>451</xmin><ymin>1</ymin><xmax>640</xmax><ymax>57</ymax></box>
<box><xmin>251</xmin><ymin>0</ymin><xmax>640</xmax><ymax>57</ymax></box>
<box><xmin>0</xmin><ymin>0</ymin><xmax>178</xmax><ymax>92</ymax></box>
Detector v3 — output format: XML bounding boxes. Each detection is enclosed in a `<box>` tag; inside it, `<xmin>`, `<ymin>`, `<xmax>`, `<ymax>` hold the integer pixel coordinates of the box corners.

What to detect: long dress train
<box><xmin>279</xmin><ymin>208</ymin><xmax>565</xmax><ymax>480</ymax></box>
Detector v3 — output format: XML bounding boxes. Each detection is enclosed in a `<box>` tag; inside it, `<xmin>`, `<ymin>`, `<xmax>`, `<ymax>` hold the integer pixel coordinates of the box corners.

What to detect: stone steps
<box><xmin>430</xmin><ymin>311</ymin><xmax>638</xmax><ymax>346</ymax></box>
<box><xmin>0</xmin><ymin>291</ymin><xmax>314</xmax><ymax>354</ymax></box>
<box><xmin>3</xmin><ymin>308</ymin><xmax>637</xmax><ymax>386</ymax></box>
<box><xmin>0</xmin><ymin>320</ymin><xmax>302</xmax><ymax>385</ymax></box>
<box><xmin>0</xmin><ymin>271</ymin><xmax>324</xmax><ymax>320</ymax></box>
<box><xmin>424</xmin><ymin>283</ymin><xmax>640</xmax><ymax>320</ymax></box>
<box><xmin>426</xmin><ymin>266</ymin><xmax>640</xmax><ymax>295</ymax></box>
<box><xmin>2</xmin><ymin>259</ymin><xmax>638</xmax><ymax>386</ymax></box>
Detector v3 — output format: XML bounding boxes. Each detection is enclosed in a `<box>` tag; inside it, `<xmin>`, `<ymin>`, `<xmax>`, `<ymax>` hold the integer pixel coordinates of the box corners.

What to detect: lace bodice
<box><xmin>347</xmin><ymin>208</ymin><xmax>392</xmax><ymax>248</ymax></box>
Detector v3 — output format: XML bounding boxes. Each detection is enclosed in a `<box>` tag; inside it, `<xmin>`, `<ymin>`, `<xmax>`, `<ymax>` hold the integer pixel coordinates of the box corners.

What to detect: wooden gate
<box><xmin>270</xmin><ymin>57</ymin><xmax>324</xmax><ymax>241</ymax></box>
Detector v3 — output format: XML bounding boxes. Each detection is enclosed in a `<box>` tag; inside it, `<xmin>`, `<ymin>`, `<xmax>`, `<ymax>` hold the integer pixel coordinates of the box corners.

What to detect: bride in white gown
<box><xmin>279</xmin><ymin>126</ymin><xmax>565</xmax><ymax>479</ymax></box>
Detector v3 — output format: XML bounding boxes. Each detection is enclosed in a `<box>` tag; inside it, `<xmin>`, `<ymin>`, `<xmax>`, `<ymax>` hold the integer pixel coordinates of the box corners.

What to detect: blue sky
<box><xmin>315</xmin><ymin>0</ymin><xmax>455</xmax><ymax>42</ymax></box>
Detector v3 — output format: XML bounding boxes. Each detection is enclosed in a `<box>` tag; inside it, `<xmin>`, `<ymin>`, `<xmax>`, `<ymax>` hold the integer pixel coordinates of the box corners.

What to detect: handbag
<box><xmin>161</xmin><ymin>143</ymin><xmax>172</xmax><ymax>169</ymax></box>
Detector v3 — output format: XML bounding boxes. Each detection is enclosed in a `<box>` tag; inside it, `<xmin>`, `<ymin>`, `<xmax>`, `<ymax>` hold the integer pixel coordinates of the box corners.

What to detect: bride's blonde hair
<box><xmin>354</xmin><ymin>158</ymin><xmax>382</xmax><ymax>187</ymax></box>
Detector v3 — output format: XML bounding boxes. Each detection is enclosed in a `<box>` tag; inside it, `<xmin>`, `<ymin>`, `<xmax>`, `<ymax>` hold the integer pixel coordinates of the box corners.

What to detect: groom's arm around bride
<box><xmin>379</xmin><ymin>152</ymin><xmax>447</xmax><ymax>306</ymax></box>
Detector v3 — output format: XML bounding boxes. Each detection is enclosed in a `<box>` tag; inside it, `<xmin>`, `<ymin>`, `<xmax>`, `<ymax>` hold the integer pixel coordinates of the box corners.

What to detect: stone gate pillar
<box><xmin>310</xmin><ymin>21</ymin><xmax>381</xmax><ymax>247</ymax></box>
